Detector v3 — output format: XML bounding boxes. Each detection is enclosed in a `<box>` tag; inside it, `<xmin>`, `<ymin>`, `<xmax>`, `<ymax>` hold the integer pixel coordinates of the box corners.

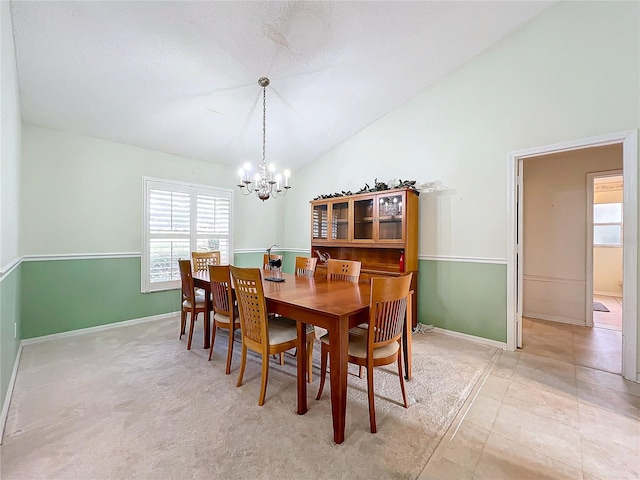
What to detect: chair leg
<box><xmin>366</xmin><ymin>361</ymin><xmax>377</xmax><ymax>433</ymax></box>
<box><xmin>258</xmin><ymin>354</ymin><xmax>270</xmax><ymax>406</ymax></box>
<box><xmin>179</xmin><ymin>310</ymin><xmax>186</xmax><ymax>338</ymax></box>
<box><xmin>315</xmin><ymin>343</ymin><xmax>328</xmax><ymax>400</ymax></box>
<box><xmin>203</xmin><ymin>310</ymin><xmax>209</xmax><ymax>348</ymax></box>
<box><xmin>236</xmin><ymin>344</ymin><xmax>247</xmax><ymax>387</ymax></box>
<box><xmin>208</xmin><ymin>322</ymin><xmax>218</xmax><ymax>361</ymax></box>
<box><xmin>187</xmin><ymin>311</ymin><xmax>197</xmax><ymax>350</ymax></box>
<box><xmin>279</xmin><ymin>352</ymin><xmax>285</xmax><ymax>365</ymax></box>
<box><xmin>307</xmin><ymin>337</ymin><xmax>314</xmax><ymax>383</ymax></box>
<box><xmin>359</xmin><ymin>366</ymin><xmax>365</xmax><ymax>379</ymax></box>
<box><xmin>225</xmin><ymin>326</ymin><xmax>235</xmax><ymax>375</ymax></box>
<box><xmin>397</xmin><ymin>349</ymin><xmax>408</xmax><ymax>408</ymax></box>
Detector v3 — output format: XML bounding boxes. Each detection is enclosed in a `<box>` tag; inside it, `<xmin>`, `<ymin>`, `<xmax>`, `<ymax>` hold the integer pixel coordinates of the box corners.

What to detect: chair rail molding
<box><xmin>420</xmin><ymin>255</ymin><xmax>507</xmax><ymax>265</ymax></box>
<box><xmin>22</xmin><ymin>253</ymin><xmax>141</xmax><ymax>262</ymax></box>
<box><xmin>0</xmin><ymin>256</ymin><xmax>22</xmax><ymax>279</ymax></box>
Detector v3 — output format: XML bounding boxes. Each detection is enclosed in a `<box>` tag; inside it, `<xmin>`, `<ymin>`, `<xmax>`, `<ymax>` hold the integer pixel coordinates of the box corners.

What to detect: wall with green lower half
<box><xmin>19</xmin><ymin>252</ymin><xmax>293</xmax><ymax>339</ymax></box>
<box><xmin>420</xmin><ymin>260</ymin><xmax>506</xmax><ymax>342</ymax></box>
<box><xmin>19</xmin><ymin>255</ymin><xmax>505</xmax><ymax>346</ymax></box>
<box><xmin>1</xmin><ymin>266</ymin><xmax>21</xmax><ymax>410</ymax></box>
<box><xmin>283</xmin><ymin>1</ymin><xmax>638</xmax><ymax>357</ymax></box>
<box><xmin>1</xmin><ymin>0</ymin><xmax>23</xmax><ymax>416</ymax></box>
<box><xmin>21</xmin><ymin>258</ymin><xmax>177</xmax><ymax>339</ymax></box>
<box><xmin>19</xmin><ymin>125</ymin><xmax>287</xmax><ymax>338</ymax></box>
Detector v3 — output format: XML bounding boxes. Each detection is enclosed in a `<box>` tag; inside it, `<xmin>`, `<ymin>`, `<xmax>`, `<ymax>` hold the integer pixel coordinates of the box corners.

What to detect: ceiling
<box><xmin>10</xmin><ymin>1</ymin><xmax>557</xmax><ymax>173</ymax></box>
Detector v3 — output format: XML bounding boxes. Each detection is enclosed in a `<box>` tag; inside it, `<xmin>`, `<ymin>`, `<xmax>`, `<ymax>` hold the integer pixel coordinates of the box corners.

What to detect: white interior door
<box><xmin>516</xmin><ymin>160</ymin><xmax>523</xmax><ymax>348</ymax></box>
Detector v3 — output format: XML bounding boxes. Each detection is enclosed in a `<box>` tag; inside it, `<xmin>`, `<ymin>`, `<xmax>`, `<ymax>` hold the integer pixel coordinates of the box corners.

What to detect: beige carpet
<box><xmin>1</xmin><ymin>317</ymin><xmax>496</xmax><ymax>480</ymax></box>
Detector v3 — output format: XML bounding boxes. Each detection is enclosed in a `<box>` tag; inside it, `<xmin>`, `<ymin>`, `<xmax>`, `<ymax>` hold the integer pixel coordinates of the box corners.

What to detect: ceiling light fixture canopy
<box><xmin>237</xmin><ymin>77</ymin><xmax>291</xmax><ymax>201</ymax></box>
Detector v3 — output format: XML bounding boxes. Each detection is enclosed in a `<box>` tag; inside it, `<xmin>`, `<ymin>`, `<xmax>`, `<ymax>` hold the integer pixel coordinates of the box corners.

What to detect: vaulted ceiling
<box><xmin>10</xmin><ymin>1</ymin><xmax>557</xmax><ymax>172</ymax></box>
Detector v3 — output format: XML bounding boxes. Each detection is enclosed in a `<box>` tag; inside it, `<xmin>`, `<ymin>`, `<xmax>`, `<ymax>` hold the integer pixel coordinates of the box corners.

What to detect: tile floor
<box><xmin>420</xmin><ymin>317</ymin><xmax>639</xmax><ymax>480</ymax></box>
<box><xmin>521</xmin><ymin>316</ymin><xmax>622</xmax><ymax>375</ymax></box>
<box><xmin>593</xmin><ymin>294</ymin><xmax>622</xmax><ymax>331</ymax></box>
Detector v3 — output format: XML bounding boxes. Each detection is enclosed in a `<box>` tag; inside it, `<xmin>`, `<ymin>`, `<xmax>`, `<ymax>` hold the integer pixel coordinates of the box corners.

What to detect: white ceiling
<box><xmin>10</xmin><ymin>1</ymin><xmax>557</xmax><ymax>173</ymax></box>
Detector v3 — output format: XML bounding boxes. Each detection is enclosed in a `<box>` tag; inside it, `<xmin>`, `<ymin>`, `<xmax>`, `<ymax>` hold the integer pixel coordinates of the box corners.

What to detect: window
<box><xmin>142</xmin><ymin>177</ymin><xmax>233</xmax><ymax>292</ymax></box>
<box><xmin>594</xmin><ymin>202</ymin><xmax>622</xmax><ymax>247</ymax></box>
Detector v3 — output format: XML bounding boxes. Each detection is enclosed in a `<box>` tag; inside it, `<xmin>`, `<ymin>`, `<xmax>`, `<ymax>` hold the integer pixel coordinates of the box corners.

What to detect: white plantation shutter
<box><xmin>196</xmin><ymin>193</ymin><xmax>232</xmax><ymax>265</ymax></box>
<box><xmin>143</xmin><ymin>178</ymin><xmax>233</xmax><ymax>292</ymax></box>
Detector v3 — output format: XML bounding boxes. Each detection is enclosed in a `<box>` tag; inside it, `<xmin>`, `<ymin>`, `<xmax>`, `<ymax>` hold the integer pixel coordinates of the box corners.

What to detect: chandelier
<box><xmin>237</xmin><ymin>77</ymin><xmax>291</xmax><ymax>201</ymax></box>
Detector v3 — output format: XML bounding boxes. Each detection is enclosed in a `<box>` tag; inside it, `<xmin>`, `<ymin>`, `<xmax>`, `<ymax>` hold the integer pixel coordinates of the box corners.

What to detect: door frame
<box><xmin>507</xmin><ymin>130</ymin><xmax>638</xmax><ymax>381</ymax></box>
<box><xmin>586</xmin><ymin>169</ymin><xmax>623</xmax><ymax>328</ymax></box>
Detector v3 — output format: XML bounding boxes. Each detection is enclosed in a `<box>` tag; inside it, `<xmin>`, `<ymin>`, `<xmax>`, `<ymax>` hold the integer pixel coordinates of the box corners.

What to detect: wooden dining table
<box><xmin>192</xmin><ymin>269</ymin><xmax>412</xmax><ymax>444</ymax></box>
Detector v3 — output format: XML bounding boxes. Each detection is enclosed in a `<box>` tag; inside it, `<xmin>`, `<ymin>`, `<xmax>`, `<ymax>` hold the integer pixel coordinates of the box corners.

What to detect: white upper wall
<box><xmin>1</xmin><ymin>1</ymin><xmax>22</xmax><ymax>270</ymax></box>
<box><xmin>20</xmin><ymin>124</ymin><xmax>283</xmax><ymax>255</ymax></box>
<box><xmin>284</xmin><ymin>1</ymin><xmax>640</xmax><ymax>259</ymax></box>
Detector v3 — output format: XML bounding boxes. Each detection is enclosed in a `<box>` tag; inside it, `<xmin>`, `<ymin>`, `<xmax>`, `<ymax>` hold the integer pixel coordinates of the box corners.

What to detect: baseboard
<box><xmin>0</xmin><ymin>343</ymin><xmax>23</xmax><ymax>445</ymax></box>
<box><xmin>594</xmin><ymin>291</ymin><xmax>623</xmax><ymax>298</ymax></box>
<box><xmin>21</xmin><ymin>312</ymin><xmax>178</xmax><ymax>346</ymax></box>
<box><xmin>431</xmin><ymin>327</ymin><xmax>506</xmax><ymax>350</ymax></box>
<box><xmin>524</xmin><ymin>312</ymin><xmax>585</xmax><ymax>326</ymax></box>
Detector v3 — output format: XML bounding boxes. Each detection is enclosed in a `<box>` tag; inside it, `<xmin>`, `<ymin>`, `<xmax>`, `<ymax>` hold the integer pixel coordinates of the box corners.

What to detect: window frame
<box><xmin>593</xmin><ymin>202</ymin><xmax>623</xmax><ymax>247</ymax></box>
<box><xmin>142</xmin><ymin>176</ymin><xmax>234</xmax><ymax>293</ymax></box>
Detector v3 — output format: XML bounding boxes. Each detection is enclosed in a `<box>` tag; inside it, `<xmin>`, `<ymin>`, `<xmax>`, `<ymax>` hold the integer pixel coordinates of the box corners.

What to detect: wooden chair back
<box><xmin>327</xmin><ymin>259</ymin><xmax>361</xmax><ymax>283</ymax></box>
<box><xmin>192</xmin><ymin>251</ymin><xmax>221</xmax><ymax>272</ymax></box>
<box><xmin>229</xmin><ymin>266</ymin><xmax>269</xmax><ymax>353</ymax></box>
<box><xmin>208</xmin><ymin>265</ymin><xmax>234</xmax><ymax>317</ymax></box>
<box><xmin>294</xmin><ymin>256</ymin><xmax>317</xmax><ymax>277</ymax></box>
<box><xmin>263</xmin><ymin>253</ymin><xmax>283</xmax><ymax>270</ymax></box>
<box><xmin>179</xmin><ymin>259</ymin><xmax>208</xmax><ymax>350</ymax></box>
<box><xmin>367</xmin><ymin>274</ymin><xmax>413</xmax><ymax>349</ymax></box>
<box><xmin>179</xmin><ymin>259</ymin><xmax>196</xmax><ymax>302</ymax></box>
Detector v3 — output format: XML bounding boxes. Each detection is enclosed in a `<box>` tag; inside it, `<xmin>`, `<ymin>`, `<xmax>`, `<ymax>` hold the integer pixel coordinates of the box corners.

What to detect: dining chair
<box><xmin>208</xmin><ymin>265</ymin><xmax>241</xmax><ymax>374</ymax></box>
<box><xmin>326</xmin><ymin>259</ymin><xmax>361</xmax><ymax>282</ymax></box>
<box><xmin>179</xmin><ymin>259</ymin><xmax>208</xmax><ymax>350</ymax></box>
<box><xmin>263</xmin><ymin>253</ymin><xmax>283</xmax><ymax>270</ymax></box>
<box><xmin>316</xmin><ymin>273</ymin><xmax>413</xmax><ymax>433</ymax></box>
<box><xmin>192</xmin><ymin>251</ymin><xmax>221</xmax><ymax>295</ymax></box>
<box><xmin>327</xmin><ymin>259</ymin><xmax>364</xmax><ymax>374</ymax></box>
<box><xmin>278</xmin><ymin>256</ymin><xmax>319</xmax><ymax>379</ymax></box>
<box><xmin>229</xmin><ymin>266</ymin><xmax>315</xmax><ymax>406</ymax></box>
<box><xmin>294</xmin><ymin>256</ymin><xmax>318</xmax><ymax>277</ymax></box>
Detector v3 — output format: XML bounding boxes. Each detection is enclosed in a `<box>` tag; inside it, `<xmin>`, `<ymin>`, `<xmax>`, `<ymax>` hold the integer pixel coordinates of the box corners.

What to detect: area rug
<box><xmin>1</xmin><ymin>317</ymin><xmax>495</xmax><ymax>480</ymax></box>
<box><xmin>593</xmin><ymin>301</ymin><xmax>610</xmax><ymax>312</ymax></box>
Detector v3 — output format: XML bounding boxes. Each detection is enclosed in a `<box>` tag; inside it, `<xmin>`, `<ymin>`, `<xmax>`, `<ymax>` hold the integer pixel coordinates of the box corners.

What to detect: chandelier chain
<box><xmin>262</xmin><ymin>84</ymin><xmax>266</xmax><ymax>165</ymax></box>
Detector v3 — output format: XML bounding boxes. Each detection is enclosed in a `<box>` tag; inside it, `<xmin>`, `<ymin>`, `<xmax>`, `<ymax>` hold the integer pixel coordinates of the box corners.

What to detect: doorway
<box><xmin>591</xmin><ymin>173</ymin><xmax>623</xmax><ymax>332</ymax></box>
<box><xmin>507</xmin><ymin>130</ymin><xmax>638</xmax><ymax>381</ymax></box>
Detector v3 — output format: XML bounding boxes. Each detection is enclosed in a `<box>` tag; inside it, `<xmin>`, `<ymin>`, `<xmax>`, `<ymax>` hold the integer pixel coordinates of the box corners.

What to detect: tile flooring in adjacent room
<box><xmin>420</xmin><ymin>312</ymin><xmax>639</xmax><ymax>480</ymax></box>
<box><xmin>593</xmin><ymin>294</ymin><xmax>622</xmax><ymax>331</ymax></box>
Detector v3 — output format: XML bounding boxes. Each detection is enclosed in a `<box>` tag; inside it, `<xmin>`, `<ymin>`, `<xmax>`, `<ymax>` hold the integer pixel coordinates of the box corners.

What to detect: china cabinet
<box><xmin>310</xmin><ymin>187</ymin><xmax>419</xmax><ymax>326</ymax></box>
